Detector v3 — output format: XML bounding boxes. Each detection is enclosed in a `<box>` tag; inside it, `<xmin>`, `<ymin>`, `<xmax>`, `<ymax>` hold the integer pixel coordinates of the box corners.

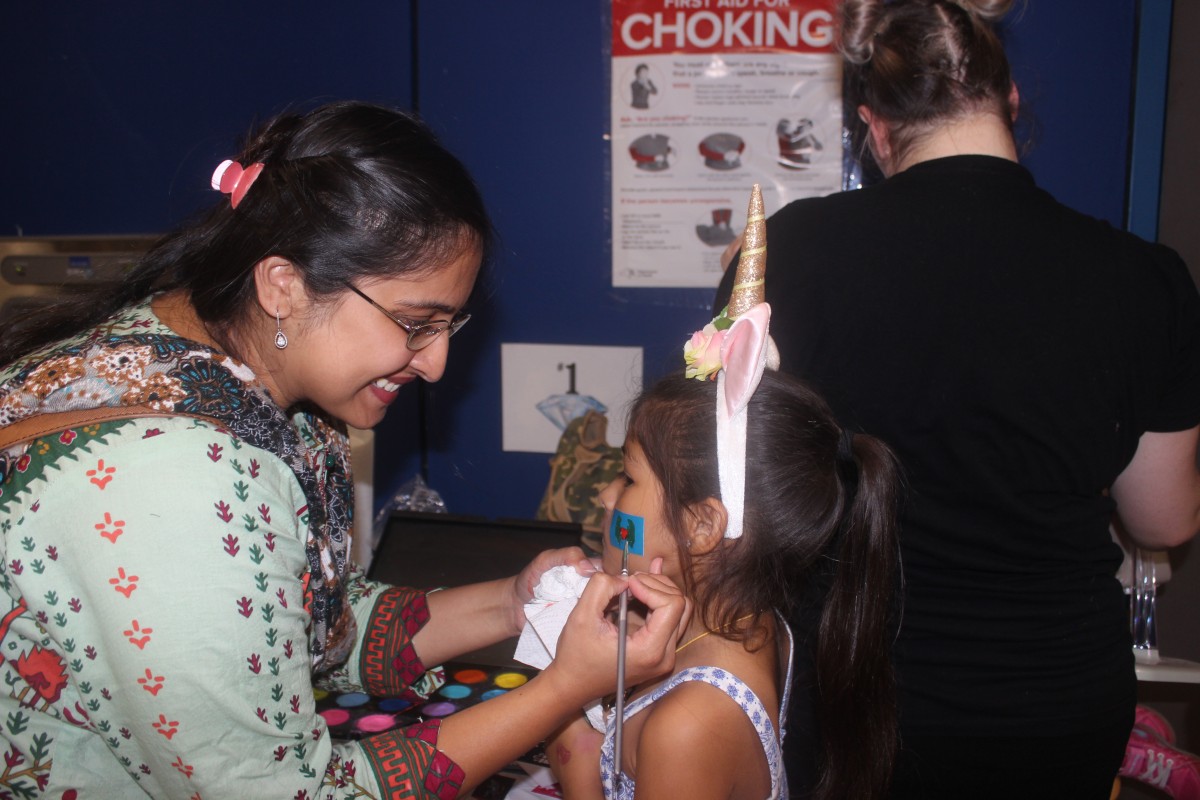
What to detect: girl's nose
<box><xmin>598</xmin><ymin>479</ymin><xmax>620</xmax><ymax>512</ymax></box>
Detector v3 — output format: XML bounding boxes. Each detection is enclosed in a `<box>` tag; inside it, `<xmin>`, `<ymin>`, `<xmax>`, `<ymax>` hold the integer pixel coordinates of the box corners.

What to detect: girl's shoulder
<box><xmin>633</xmin><ymin>666</ymin><xmax>776</xmax><ymax>798</ymax></box>
<box><xmin>643</xmin><ymin>673</ymin><xmax>752</xmax><ymax>745</ymax></box>
<box><xmin>638</xmin><ymin>637</ymin><xmax>784</xmax><ymax>750</ymax></box>
<box><xmin>646</xmin><ymin>656</ymin><xmax>780</xmax><ymax>738</ymax></box>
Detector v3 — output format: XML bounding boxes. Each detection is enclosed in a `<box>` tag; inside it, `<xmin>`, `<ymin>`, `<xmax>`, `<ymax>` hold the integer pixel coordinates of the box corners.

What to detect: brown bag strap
<box><xmin>0</xmin><ymin>405</ymin><xmax>219</xmax><ymax>452</ymax></box>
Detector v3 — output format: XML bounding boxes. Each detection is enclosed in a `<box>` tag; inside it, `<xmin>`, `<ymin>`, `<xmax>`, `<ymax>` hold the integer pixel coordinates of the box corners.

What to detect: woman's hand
<box><xmin>542</xmin><ymin>565</ymin><xmax>691</xmax><ymax>707</ymax></box>
<box><xmin>506</xmin><ymin>546</ymin><xmax>590</xmax><ymax>636</ymax></box>
<box><xmin>416</xmin><ymin>545</ymin><xmax>592</xmax><ymax>666</ymax></box>
<box><xmin>546</xmin><ymin>714</ymin><xmax>605</xmax><ymax>800</ymax></box>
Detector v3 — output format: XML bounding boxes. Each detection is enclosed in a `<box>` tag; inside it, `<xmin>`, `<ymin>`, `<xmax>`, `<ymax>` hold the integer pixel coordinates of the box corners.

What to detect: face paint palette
<box><xmin>314</xmin><ymin>661</ymin><xmax>539</xmax><ymax>740</ymax></box>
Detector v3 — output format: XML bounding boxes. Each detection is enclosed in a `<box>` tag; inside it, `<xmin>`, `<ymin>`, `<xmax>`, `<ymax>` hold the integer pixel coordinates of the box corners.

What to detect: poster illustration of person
<box><xmin>631</xmin><ymin>63</ymin><xmax>658</xmax><ymax>109</ymax></box>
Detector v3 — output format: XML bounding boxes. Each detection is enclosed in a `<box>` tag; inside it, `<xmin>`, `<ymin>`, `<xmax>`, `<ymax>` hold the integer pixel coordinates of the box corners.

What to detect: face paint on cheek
<box><xmin>608</xmin><ymin>509</ymin><xmax>645</xmax><ymax>556</ymax></box>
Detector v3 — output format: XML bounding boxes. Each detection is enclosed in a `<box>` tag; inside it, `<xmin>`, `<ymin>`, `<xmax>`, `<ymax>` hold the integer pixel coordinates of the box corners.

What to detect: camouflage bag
<box><xmin>536</xmin><ymin>410</ymin><xmax>623</xmax><ymax>544</ymax></box>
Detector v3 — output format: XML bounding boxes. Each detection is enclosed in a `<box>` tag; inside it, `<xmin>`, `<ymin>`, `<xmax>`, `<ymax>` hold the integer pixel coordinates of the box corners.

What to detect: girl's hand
<box><xmin>543</xmin><ymin>566</ymin><xmax>691</xmax><ymax>706</ymax></box>
<box><xmin>507</xmin><ymin>546</ymin><xmax>588</xmax><ymax>635</ymax></box>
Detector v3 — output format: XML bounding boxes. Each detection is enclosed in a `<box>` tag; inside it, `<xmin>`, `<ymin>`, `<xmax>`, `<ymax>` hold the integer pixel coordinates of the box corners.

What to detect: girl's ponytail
<box><xmin>813</xmin><ymin>431</ymin><xmax>903</xmax><ymax>799</ymax></box>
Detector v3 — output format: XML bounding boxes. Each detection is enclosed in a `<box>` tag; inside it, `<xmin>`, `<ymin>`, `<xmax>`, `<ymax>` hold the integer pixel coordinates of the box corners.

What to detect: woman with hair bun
<box><xmin>716</xmin><ymin>1</ymin><xmax>1200</xmax><ymax>797</ymax></box>
<box><xmin>0</xmin><ymin>101</ymin><xmax>688</xmax><ymax>798</ymax></box>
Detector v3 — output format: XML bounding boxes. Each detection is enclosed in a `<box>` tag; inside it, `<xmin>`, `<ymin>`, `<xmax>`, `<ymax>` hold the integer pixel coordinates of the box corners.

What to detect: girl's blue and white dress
<box><xmin>599</xmin><ymin>619</ymin><xmax>794</xmax><ymax>800</ymax></box>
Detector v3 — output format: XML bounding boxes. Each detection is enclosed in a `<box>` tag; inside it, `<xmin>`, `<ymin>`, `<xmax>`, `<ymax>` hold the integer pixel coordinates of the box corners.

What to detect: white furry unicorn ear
<box><xmin>716</xmin><ymin>303</ymin><xmax>772</xmax><ymax>539</ymax></box>
<box><xmin>719</xmin><ymin>304</ymin><xmax>771</xmax><ymax>421</ymax></box>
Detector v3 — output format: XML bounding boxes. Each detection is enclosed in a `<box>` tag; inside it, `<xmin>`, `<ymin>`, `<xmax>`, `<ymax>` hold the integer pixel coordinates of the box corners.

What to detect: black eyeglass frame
<box><xmin>345</xmin><ymin>283</ymin><xmax>471</xmax><ymax>351</ymax></box>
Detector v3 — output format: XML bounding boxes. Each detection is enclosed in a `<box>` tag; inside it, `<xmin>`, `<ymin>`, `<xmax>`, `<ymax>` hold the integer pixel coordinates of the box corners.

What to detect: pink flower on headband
<box><xmin>211</xmin><ymin>159</ymin><xmax>264</xmax><ymax>209</ymax></box>
<box><xmin>684</xmin><ymin>306</ymin><xmax>732</xmax><ymax>381</ymax></box>
<box><xmin>684</xmin><ymin>323</ymin><xmax>726</xmax><ymax>381</ymax></box>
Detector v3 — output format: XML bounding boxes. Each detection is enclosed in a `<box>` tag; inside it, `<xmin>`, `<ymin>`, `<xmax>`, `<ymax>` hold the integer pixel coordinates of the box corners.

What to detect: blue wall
<box><xmin>0</xmin><ymin>1</ymin><xmax>1146</xmax><ymax>520</ymax></box>
<box><xmin>0</xmin><ymin>2</ymin><xmax>415</xmax><ymax>234</ymax></box>
<box><xmin>1007</xmin><ymin>3</ymin><xmax>1136</xmax><ymax>225</ymax></box>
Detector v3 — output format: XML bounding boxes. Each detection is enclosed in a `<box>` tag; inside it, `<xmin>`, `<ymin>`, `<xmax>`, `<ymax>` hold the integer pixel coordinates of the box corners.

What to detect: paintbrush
<box><xmin>612</xmin><ymin>539</ymin><xmax>630</xmax><ymax>786</ymax></box>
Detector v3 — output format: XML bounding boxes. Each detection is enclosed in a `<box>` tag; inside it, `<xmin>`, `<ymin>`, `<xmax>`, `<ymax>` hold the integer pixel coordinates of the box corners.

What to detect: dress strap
<box><xmin>0</xmin><ymin>405</ymin><xmax>218</xmax><ymax>452</ymax></box>
<box><xmin>776</xmin><ymin>610</ymin><xmax>796</xmax><ymax>744</ymax></box>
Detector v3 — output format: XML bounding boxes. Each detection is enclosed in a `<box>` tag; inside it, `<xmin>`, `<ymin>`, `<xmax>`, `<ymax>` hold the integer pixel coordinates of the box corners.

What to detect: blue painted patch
<box><xmin>608</xmin><ymin>509</ymin><xmax>645</xmax><ymax>556</ymax></box>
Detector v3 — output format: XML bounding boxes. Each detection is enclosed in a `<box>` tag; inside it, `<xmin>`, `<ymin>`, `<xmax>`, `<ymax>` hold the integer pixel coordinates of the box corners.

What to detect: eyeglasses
<box><xmin>345</xmin><ymin>283</ymin><xmax>471</xmax><ymax>351</ymax></box>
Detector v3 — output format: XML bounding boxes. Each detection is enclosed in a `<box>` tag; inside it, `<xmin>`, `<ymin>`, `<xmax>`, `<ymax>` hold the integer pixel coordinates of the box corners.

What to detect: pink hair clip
<box><xmin>211</xmin><ymin>159</ymin><xmax>265</xmax><ymax>209</ymax></box>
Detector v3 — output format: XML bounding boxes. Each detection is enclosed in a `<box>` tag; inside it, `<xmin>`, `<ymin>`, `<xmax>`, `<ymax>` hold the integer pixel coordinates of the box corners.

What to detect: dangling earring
<box><xmin>274</xmin><ymin>309</ymin><xmax>288</xmax><ymax>350</ymax></box>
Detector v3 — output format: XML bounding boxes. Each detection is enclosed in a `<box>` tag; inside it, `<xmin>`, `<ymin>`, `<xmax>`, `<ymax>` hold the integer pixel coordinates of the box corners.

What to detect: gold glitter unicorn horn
<box><xmin>726</xmin><ymin>183</ymin><xmax>766</xmax><ymax>320</ymax></box>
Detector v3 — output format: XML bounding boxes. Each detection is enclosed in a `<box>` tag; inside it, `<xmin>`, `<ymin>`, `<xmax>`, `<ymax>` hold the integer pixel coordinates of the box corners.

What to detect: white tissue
<box><xmin>513</xmin><ymin>565</ymin><xmax>607</xmax><ymax>731</ymax></box>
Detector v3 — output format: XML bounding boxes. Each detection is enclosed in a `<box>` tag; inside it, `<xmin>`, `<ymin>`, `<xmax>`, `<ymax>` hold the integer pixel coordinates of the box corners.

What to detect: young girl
<box><xmin>548</xmin><ymin>187</ymin><xmax>902</xmax><ymax>800</ymax></box>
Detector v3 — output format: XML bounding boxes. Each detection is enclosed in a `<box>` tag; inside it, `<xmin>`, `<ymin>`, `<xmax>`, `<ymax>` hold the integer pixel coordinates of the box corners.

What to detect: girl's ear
<box><xmin>686</xmin><ymin>497</ymin><xmax>730</xmax><ymax>555</ymax></box>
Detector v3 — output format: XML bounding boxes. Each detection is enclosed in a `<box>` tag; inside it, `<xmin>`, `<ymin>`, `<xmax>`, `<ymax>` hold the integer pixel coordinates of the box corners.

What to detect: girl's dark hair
<box><xmin>841</xmin><ymin>0</ymin><xmax>1016</xmax><ymax>168</ymax></box>
<box><xmin>628</xmin><ymin>369</ymin><xmax>901</xmax><ymax>800</ymax></box>
<box><xmin>0</xmin><ymin>101</ymin><xmax>492</xmax><ymax>366</ymax></box>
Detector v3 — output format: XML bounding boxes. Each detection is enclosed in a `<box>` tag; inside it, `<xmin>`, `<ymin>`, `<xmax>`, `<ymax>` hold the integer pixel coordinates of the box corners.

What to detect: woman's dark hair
<box><xmin>627</xmin><ymin>369</ymin><xmax>901</xmax><ymax>800</ymax></box>
<box><xmin>0</xmin><ymin>101</ymin><xmax>492</xmax><ymax>366</ymax></box>
<box><xmin>841</xmin><ymin>0</ymin><xmax>1016</xmax><ymax>168</ymax></box>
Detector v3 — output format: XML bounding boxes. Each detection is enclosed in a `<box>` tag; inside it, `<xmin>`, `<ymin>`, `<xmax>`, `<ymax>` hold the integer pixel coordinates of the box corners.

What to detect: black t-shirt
<box><xmin>716</xmin><ymin>155</ymin><xmax>1200</xmax><ymax>737</ymax></box>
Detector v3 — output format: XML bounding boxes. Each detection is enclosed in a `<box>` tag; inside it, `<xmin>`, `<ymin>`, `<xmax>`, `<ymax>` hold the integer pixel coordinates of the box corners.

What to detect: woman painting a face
<box><xmin>0</xmin><ymin>101</ymin><xmax>689</xmax><ymax>799</ymax></box>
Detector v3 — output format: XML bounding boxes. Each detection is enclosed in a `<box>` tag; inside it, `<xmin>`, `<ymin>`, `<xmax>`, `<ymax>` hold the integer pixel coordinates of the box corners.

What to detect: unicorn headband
<box><xmin>682</xmin><ymin>184</ymin><xmax>779</xmax><ymax>539</ymax></box>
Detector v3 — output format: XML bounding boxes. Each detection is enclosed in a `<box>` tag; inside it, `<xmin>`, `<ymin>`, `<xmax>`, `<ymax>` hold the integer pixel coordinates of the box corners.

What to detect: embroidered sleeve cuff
<box><xmin>361</xmin><ymin>586</ymin><xmax>431</xmax><ymax>695</ymax></box>
<box><xmin>360</xmin><ymin>720</ymin><xmax>466</xmax><ymax>800</ymax></box>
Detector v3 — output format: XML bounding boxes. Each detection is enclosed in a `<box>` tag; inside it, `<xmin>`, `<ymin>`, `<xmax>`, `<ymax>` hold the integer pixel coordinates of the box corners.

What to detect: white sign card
<box><xmin>501</xmin><ymin>343</ymin><xmax>644</xmax><ymax>454</ymax></box>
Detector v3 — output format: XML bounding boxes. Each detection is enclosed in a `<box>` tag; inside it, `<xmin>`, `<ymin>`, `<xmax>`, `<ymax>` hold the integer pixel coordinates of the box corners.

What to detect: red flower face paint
<box><xmin>608</xmin><ymin>510</ymin><xmax>645</xmax><ymax>556</ymax></box>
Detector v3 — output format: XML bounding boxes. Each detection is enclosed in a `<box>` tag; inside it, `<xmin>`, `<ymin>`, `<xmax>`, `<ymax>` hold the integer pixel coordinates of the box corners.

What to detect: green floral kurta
<box><xmin>0</xmin><ymin>301</ymin><xmax>462</xmax><ymax>799</ymax></box>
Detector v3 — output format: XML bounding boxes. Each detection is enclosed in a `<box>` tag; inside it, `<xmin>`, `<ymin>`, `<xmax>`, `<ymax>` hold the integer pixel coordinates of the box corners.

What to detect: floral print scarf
<box><xmin>0</xmin><ymin>299</ymin><xmax>357</xmax><ymax>669</ymax></box>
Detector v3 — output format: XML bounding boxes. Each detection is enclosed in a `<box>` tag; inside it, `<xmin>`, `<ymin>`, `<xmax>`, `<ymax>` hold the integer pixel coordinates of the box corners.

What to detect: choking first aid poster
<box><xmin>611</xmin><ymin>0</ymin><xmax>843</xmax><ymax>287</ymax></box>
